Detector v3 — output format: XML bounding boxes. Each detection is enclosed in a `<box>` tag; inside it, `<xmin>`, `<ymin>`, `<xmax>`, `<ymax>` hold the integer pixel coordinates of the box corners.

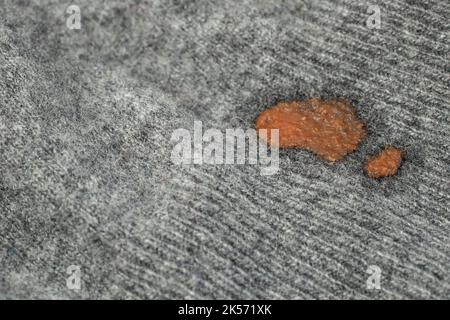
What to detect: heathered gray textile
<box><xmin>0</xmin><ymin>0</ymin><xmax>449</xmax><ymax>299</ymax></box>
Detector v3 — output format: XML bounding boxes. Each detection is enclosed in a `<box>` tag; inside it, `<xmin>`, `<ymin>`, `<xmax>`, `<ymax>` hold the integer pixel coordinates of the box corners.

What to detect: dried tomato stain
<box><xmin>365</xmin><ymin>146</ymin><xmax>404</xmax><ymax>179</ymax></box>
<box><xmin>255</xmin><ymin>98</ymin><xmax>366</xmax><ymax>162</ymax></box>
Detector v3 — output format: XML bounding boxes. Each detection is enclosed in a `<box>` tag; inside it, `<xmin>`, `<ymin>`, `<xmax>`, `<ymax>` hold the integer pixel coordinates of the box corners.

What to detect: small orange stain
<box><xmin>366</xmin><ymin>146</ymin><xmax>404</xmax><ymax>179</ymax></box>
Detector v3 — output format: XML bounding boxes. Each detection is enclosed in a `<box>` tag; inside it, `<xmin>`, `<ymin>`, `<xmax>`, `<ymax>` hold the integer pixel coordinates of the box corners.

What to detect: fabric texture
<box><xmin>0</xmin><ymin>0</ymin><xmax>449</xmax><ymax>299</ymax></box>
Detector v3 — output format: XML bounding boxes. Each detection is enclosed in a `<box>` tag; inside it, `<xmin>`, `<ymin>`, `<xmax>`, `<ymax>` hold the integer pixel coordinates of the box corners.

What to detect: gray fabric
<box><xmin>0</xmin><ymin>0</ymin><xmax>449</xmax><ymax>299</ymax></box>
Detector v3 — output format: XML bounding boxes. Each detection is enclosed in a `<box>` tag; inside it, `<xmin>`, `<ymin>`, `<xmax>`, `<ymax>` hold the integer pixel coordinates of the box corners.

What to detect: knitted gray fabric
<box><xmin>0</xmin><ymin>0</ymin><xmax>449</xmax><ymax>299</ymax></box>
